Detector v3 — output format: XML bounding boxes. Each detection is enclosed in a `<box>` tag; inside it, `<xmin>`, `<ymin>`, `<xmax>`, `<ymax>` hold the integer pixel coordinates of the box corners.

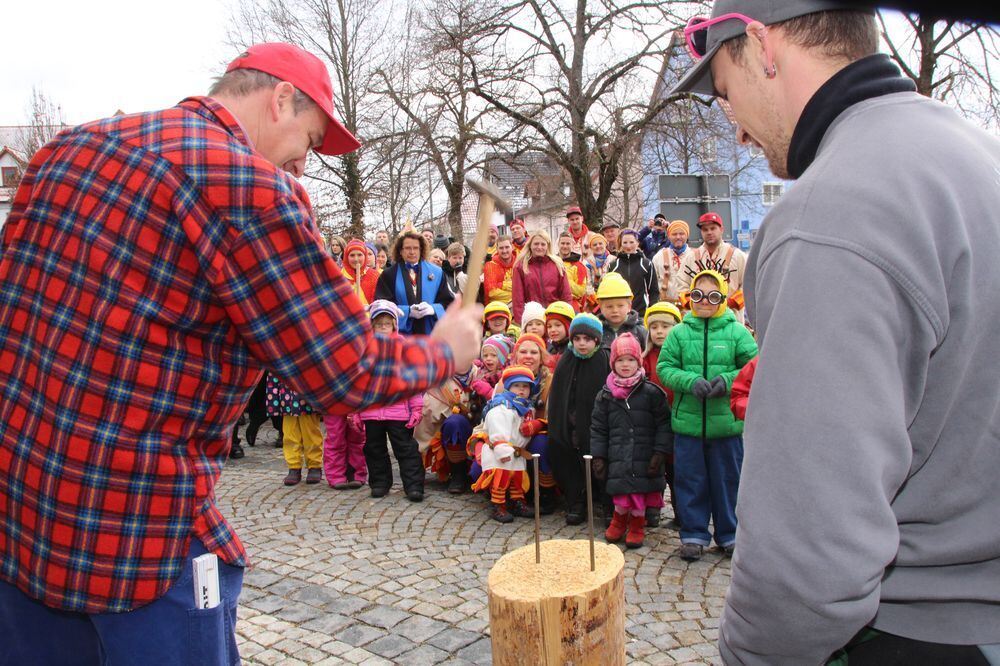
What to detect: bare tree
<box><xmin>12</xmin><ymin>88</ymin><xmax>66</xmax><ymax>168</ymax></box>
<box><xmin>879</xmin><ymin>11</ymin><xmax>999</xmax><ymax>131</ymax></box>
<box><xmin>229</xmin><ymin>0</ymin><xmax>398</xmax><ymax>238</ymax></box>
<box><xmin>376</xmin><ymin>0</ymin><xmax>512</xmax><ymax>241</ymax></box>
<box><xmin>462</xmin><ymin>0</ymin><xmax>701</xmax><ymax>230</ymax></box>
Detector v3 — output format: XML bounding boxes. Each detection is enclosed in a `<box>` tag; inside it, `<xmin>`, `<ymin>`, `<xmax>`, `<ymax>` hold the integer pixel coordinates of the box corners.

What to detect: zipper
<box><xmin>702</xmin><ymin>320</ymin><xmax>709</xmax><ymax>444</ymax></box>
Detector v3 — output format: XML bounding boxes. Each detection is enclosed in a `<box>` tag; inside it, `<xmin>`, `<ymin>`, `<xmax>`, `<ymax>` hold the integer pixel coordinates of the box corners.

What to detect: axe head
<box><xmin>465</xmin><ymin>177</ymin><xmax>513</xmax><ymax>214</ymax></box>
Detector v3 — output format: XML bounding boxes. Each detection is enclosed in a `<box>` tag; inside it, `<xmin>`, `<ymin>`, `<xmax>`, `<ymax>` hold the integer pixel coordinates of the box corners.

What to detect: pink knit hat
<box><xmin>610</xmin><ymin>333</ymin><xmax>642</xmax><ymax>366</ymax></box>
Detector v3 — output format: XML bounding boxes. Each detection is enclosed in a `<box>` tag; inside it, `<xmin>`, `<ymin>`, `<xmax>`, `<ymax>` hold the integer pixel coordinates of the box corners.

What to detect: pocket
<box><xmin>186</xmin><ymin>605</ymin><xmax>227</xmax><ymax>666</ymax></box>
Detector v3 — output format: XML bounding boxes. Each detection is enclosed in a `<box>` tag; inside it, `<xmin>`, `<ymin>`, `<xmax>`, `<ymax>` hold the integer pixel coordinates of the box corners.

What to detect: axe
<box><xmin>463</xmin><ymin>178</ymin><xmax>513</xmax><ymax>308</ymax></box>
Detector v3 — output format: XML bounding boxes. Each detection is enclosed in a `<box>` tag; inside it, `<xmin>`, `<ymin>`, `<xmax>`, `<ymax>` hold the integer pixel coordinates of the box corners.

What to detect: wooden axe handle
<box><xmin>463</xmin><ymin>196</ymin><xmax>496</xmax><ymax>308</ymax></box>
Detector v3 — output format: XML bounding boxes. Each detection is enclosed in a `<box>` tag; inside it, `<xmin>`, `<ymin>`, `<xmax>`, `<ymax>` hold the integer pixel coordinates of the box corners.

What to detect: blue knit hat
<box><xmin>569</xmin><ymin>312</ymin><xmax>603</xmax><ymax>341</ymax></box>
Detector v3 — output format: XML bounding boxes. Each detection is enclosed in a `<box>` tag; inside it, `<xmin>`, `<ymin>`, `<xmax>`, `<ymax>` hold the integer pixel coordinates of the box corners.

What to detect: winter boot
<box><xmin>604</xmin><ymin>511</ymin><xmax>628</xmax><ymax>543</ymax></box>
<box><xmin>448</xmin><ymin>461</ymin><xmax>468</xmax><ymax>494</ymax></box>
<box><xmin>306</xmin><ymin>468</ymin><xmax>322</xmax><ymax>484</ymax></box>
<box><xmin>283</xmin><ymin>469</ymin><xmax>302</xmax><ymax>486</ymax></box>
<box><xmin>645</xmin><ymin>507</ymin><xmax>660</xmax><ymax>528</ymax></box>
<box><xmin>625</xmin><ymin>515</ymin><xmax>646</xmax><ymax>549</ymax></box>
<box><xmin>538</xmin><ymin>486</ymin><xmax>556</xmax><ymax>515</ymax></box>
<box><xmin>491</xmin><ymin>503</ymin><xmax>514</xmax><ymax>524</ymax></box>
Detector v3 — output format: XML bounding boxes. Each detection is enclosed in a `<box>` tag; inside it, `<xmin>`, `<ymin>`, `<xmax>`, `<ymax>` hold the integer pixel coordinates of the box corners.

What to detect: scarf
<box><xmin>484</xmin><ymin>391</ymin><xmax>532</xmax><ymax>418</ymax></box>
<box><xmin>670</xmin><ymin>243</ymin><xmax>688</xmax><ymax>257</ymax></box>
<box><xmin>606</xmin><ymin>367</ymin><xmax>645</xmax><ymax>400</ymax></box>
<box><xmin>571</xmin><ymin>344</ymin><xmax>600</xmax><ymax>360</ymax></box>
<box><xmin>592</xmin><ymin>251</ymin><xmax>608</xmax><ymax>269</ymax></box>
<box><xmin>787</xmin><ymin>54</ymin><xmax>916</xmax><ymax>178</ymax></box>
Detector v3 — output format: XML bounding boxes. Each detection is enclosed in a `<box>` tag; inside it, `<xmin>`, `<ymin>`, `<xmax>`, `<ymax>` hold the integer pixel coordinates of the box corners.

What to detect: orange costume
<box><xmin>484</xmin><ymin>253</ymin><xmax>516</xmax><ymax>305</ymax></box>
<box><xmin>343</xmin><ymin>239</ymin><xmax>378</xmax><ymax>305</ymax></box>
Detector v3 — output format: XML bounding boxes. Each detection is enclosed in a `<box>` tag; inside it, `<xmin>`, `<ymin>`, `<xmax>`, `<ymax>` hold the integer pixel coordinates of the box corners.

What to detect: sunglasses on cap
<box><xmin>683</xmin><ymin>13</ymin><xmax>758</xmax><ymax>60</ymax></box>
<box><xmin>689</xmin><ymin>289</ymin><xmax>725</xmax><ymax>305</ymax></box>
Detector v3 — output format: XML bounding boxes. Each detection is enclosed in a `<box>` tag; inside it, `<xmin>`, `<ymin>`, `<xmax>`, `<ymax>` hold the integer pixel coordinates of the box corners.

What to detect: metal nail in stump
<box><xmin>532</xmin><ymin>453</ymin><xmax>541</xmax><ymax>564</ymax></box>
<box><xmin>583</xmin><ymin>454</ymin><xmax>595</xmax><ymax>572</ymax></box>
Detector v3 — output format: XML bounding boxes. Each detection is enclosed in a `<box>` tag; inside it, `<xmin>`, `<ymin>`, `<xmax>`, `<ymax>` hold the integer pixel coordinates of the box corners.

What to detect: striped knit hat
<box><xmin>569</xmin><ymin>312</ymin><xmax>603</xmax><ymax>342</ymax></box>
<box><xmin>501</xmin><ymin>365</ymin><xmax>535</xmax><ymax>390</ymax></box>
<box><xmin>482</xmin><ymin>334</ymin><xmax>513</xmax><ymax>367</ymax></box>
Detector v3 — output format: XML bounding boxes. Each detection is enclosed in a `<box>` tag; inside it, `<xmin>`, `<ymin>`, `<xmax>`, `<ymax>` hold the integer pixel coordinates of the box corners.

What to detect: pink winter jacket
<box><xmin>359</xmin><ymin>333</ymin><xmax>424</xmax><ymax>421</ymax></box>
<box><xmin>512</xmin><ymin>256</ymin><xmax>572</xmax><ymax>321</ymax></box>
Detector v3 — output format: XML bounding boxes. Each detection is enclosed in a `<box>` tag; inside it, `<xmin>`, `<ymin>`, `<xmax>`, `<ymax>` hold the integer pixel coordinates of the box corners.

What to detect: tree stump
<box><xmin>487</xmin><ymin>539</ymin><xmax>626</xmax><ymax>665</ymax></box>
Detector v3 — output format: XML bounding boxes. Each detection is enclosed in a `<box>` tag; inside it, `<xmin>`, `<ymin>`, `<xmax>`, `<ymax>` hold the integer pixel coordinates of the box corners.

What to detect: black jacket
<box><xmin>607</xmin><ymin>251</ymin><xmax>658</xmax><ymax>317</ymax></box>
<box><xmin>547</xmin><ymin>348</ymin><xmax>610</xmax><ymax>453</ymax></box>
<box><xmin>598</xmin><ymin>311</ymin><xmax>647</xmax><ymax>350</ymax></box>
<box><xmin>590</xmin><ymin>381</ymin><xmax>672</xmax><ymax>496</ymax></box>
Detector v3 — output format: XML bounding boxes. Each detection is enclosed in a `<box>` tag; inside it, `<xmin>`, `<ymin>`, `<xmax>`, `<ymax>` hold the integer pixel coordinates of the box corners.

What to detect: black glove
<box><xmin>591</xmin><ymin>457</ymin><xmax>607</xmax><ymax>481</ymax></box>
<box><xmin>706</xmin><ymin>375</ymin><xmax>728</xmax><ymax>399</ymax></box>
<box><xmin>691</xmin><ymin>378</ymin><xmax>712</xmax><ymax>399</ymax></box>
<box><xmin>647</xmin><ymin>452</ymin><xmax>665</xmax><ymax>477</ymax></box>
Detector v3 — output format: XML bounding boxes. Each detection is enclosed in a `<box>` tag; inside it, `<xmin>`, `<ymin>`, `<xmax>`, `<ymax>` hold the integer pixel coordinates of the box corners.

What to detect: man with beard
<box><xmin>483</xmin><ymin>236</ymin><xmax>518</xmax><ymax>307</ymax></box>
<box><xmin>652</xmin><ymin>219</ymin><xmax>696</xmax><ymax>306</ymax></box>
<box><xmin>557</xmin><ymin>231</ymin><xmax>590</xmax><ymax>312</ymax></box>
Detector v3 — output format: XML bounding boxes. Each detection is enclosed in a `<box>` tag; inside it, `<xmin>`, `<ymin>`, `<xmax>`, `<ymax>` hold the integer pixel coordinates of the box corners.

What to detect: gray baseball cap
<box><xmin>671</xmin><ymin>0</ymin><xmax>870</xmax><ymax>97</ymax></box>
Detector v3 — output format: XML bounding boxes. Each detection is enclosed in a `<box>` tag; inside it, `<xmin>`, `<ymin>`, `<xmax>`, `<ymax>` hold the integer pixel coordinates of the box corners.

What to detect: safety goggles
<box><xmin>683</xmin><ymin>13</ymin><xmax>758</xmax><ymax>60</ymax></box>
<box><xmin>689</xmin><ymin>289</ymin><xmax>725</xmax><ymax>306</ymax></box>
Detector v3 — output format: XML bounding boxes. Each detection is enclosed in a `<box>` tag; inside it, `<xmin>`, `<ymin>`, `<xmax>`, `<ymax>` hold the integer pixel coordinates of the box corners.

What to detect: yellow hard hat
<box><xmin>596</xmin><ymin>272</ymin><xmax>633</xmax><ymax>300</ymax></box>
<box><xmin>644</xmin><ymin>301</ymin><xmax>683</xmax><ymax>328</ymax></box>
<box><xmin>544</xmin><ymin>300</ymin><xmax>575</xmax><ymax>322</ymax></box>
<box><xmin>483</xmin><ymin>300</ymin><xmax>512</xmax><ymax>323</ymax></box>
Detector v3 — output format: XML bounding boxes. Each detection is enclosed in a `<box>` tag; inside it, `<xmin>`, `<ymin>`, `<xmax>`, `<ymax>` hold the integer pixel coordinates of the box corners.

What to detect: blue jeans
<box><xmin>674</xmin><ymin>434</ymin><xmax>744</xmax><ymax>547</ymax></box>
<box><xmin>0</xmin><ymin>538</ymin><xmax>243</xmax><ymax>665</ymax></box>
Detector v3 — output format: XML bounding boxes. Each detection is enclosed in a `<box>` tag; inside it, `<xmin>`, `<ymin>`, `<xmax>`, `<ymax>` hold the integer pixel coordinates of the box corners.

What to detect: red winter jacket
<box><xmin>644</xmin><ymin>346</ymin><xmax>674</xmax><ymax>406</ymax></box>
<box><xmin>730</xmin><ymin>355</ymin><xmax>758</xmax><ymax>420</ymax></box>
<box><xmin>511</xmin><ymin>256</ymin><xmax>572</xmax><ymax>321</ymax></box>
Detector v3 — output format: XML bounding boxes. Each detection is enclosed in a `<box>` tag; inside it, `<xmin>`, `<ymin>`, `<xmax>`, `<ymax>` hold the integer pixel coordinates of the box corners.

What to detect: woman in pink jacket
<box><xmin>511</xmin><ymin>230</ymin><xmax>573</xmax><ymax>322</ymax></box>
<box><xmin>361</xmin><ymin>301</ymin><xmax>425</xmax><ymax>502</ymax></box>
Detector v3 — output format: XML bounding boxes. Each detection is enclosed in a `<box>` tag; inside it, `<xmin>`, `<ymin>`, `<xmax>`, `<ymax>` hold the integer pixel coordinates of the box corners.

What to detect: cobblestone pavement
<box><xmin>219</xmin><ymin>424</ymin><xmax>728</xmax><ymax>665</ymax></box>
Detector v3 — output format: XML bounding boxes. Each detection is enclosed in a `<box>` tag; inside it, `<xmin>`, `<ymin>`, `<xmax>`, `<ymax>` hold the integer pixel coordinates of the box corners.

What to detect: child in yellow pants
<box><xmin>266</xmin><ymin>375</ymin><xmax>323</xmax><ymax>485</ymax></box>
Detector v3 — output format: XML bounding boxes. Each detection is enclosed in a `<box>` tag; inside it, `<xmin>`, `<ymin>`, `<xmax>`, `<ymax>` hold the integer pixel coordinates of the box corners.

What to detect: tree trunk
<box><xmin>487</xmin><ymin>539</ymin><xmax>625</xmax><ymax>665</ymax></box>
<box><xmin>343</xmin><ymin>152</ymin><xmax>366</xmax><ymax>238</ymax></box>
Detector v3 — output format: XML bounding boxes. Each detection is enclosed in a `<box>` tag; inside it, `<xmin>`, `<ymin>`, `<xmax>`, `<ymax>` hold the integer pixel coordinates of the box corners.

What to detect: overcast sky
<box><xmin>1</xmin><ymin>0</ymin><xmax>236</xmax><ymax>124</ymax></box>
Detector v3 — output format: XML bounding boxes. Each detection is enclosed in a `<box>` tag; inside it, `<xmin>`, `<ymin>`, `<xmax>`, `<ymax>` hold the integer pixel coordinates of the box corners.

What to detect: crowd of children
<box><xmin>259</xmin><ymin>222</ymin><xmax>758</xmax><ymax>561</ymax></box>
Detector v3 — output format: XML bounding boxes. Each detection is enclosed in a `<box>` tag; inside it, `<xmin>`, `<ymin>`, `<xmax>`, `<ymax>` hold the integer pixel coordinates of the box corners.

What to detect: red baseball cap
<box><xmin>226</xmin><ymin>43</ymin><xmax>361</xmax><ymax>156</ymax></box>
<box><xmin>565</xmin><ymin>206</ymin><xmax>583</xmax><ymax>217</ymax></box>
<box><xmin>509</xmin><ymin>218</ymin><xmax>526</xmax><ymax>230</ymax></box>
<box><xmin>698</xmin><ymin>212</ymin><xmax>723</xmax><ymax>228</ymax></box>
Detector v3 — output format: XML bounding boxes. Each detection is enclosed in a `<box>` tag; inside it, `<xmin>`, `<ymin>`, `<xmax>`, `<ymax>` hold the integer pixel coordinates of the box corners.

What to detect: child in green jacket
<box><xmin>657</xmin><ymin>270</ymin><xmax>757</xmax><ymax>561</ymax></box>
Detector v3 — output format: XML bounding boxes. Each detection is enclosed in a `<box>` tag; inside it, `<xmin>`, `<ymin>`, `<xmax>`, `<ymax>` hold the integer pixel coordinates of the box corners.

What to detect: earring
<box><xmin>764</xmin><ymin>63</ymin><xmax>777</xmax><ymax>78</ymax></box>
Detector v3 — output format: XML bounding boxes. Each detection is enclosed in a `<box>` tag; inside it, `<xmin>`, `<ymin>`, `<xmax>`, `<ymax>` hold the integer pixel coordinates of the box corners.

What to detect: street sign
<box><xmin>657</xmin><ymin>174</ymin><xmax>734</xmax><ymax>245</ymax></box>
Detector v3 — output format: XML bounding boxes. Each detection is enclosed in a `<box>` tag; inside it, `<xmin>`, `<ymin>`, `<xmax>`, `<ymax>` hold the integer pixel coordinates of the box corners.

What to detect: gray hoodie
<box><xmin>721</xmin><ymin>91</ymin><xmax>1000</xmax><ymax>663</ymax></box>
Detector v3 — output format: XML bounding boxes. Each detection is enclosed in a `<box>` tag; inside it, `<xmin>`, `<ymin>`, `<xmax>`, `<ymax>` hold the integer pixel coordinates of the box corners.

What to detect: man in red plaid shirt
<box><xmin>0</xmin><ymin>43</ymin><xmax>483</xmax><ymax>664</ymax></box>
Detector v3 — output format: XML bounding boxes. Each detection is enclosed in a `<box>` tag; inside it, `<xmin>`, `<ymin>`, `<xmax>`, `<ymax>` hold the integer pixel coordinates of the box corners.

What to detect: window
<box><xmin>700</xmin><ymin>138</ymin><xmax>717</xmax><ymax>163</ymax></box>
<box><xmin>762</xmin><ymin>182</ymin><xmax>784</xmax><ymax>206</ymax></box>
<box><xmin>1</xmin><ymin>166</ymin><xmax>20</xmax><ymax>188</ymax></box>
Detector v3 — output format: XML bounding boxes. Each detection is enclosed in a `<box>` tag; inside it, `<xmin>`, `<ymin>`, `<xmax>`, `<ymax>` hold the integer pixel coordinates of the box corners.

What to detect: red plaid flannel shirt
<box><xmin>0</xmin><ymin>97</ymin><xmax>453</xmax><ymax>613</ymax></box>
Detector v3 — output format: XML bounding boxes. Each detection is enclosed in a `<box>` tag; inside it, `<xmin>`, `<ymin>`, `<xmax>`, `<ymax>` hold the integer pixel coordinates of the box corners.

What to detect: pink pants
<box><xmin>323</xmin><ymin>414</ymin><xmax>367</xmax><ymax>486</ymax></box>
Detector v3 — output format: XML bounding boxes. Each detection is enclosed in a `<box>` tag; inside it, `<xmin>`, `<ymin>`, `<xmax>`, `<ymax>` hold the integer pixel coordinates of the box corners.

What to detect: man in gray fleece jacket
<box><xmin>674</xmin><ymin>0</ymin><xmax>1000</xmax><ymax>663</ymax></box>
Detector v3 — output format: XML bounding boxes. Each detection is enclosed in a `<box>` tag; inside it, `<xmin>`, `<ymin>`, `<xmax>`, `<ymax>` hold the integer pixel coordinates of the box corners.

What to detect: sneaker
<box><xmin>283</xmin><ymin>469</ymin><xmax>302</xmax><ymax>486</ymax></box>
<box><xmin>370</xmin><ymin>487</ymin><xmax>389</xmax><ymax>498</ymax></box>
<box><xmin>406</xmin><ymin>490</ymin><xmax>424</xmax><ymax>503</ymax></box>
<box><xmin>346</xmin><ymin>480</ymin><xmax>364</xmax><ymax>489</ymax></box>
<box><xmin>678</xmin><ymin>543</ymin><xmax>703</xmax><ymax>561</ymax></box>
<box><xmin>306</xmin><ymin>468</ymin><xmax>322</xmax><ymax>484</ymax></box>
<box><xmin>229</xmin><ymin>443</ymin><xmax>245</xmax><ymax>460</ymax></box>
<box><xmin>508</xmin><ymin>499</ymin><xmax>533</xmax><ymax>518</ymax></box>
<box><xmin>491</xmin><ymin>504</ymin><xmax>514</xmax><ymax>524</ymax></box>
<box><xmin>722</xmin><ymin>543</ymin><xmax>735</xmax><ymax>557</ymax></box>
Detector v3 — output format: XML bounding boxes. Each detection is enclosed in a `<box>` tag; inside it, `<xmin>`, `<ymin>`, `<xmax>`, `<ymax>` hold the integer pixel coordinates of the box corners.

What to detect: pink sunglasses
<box><xmin>683</xmin><ymin>13</ymin><xmax>758</xmax><ymax>60</ymax></box>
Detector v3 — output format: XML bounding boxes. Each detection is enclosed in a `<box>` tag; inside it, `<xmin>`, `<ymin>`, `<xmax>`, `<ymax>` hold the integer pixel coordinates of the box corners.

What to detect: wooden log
<box><xmin>487</xmin><ymin>539</ymin><xmax>626</xmax><ymax>665</ymax></box>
